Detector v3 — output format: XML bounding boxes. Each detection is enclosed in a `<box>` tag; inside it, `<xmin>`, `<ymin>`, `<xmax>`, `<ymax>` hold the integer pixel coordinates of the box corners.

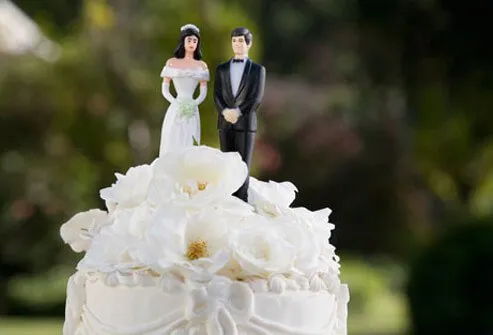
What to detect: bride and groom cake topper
<box><xmin>160</xmin><ymin>23</ymin><xmax>266</xmax><ymax>202</ymax></box>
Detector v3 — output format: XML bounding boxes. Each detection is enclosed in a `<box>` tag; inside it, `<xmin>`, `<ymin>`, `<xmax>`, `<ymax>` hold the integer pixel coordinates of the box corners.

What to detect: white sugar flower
<box><xmin>148</xmin><ymin>146</ymin><xmax>248</xmax><ymax>208</ymax></box>
<box><xmin>108</xmin><ymin>204</ymin><xmax>181</xmax><ymax>270</ymax></box>
<box><xmin>270</xmin><ymin>215</ymin><xmax>321</xmax><ymax>275</ymax></box>
<box><xmin>318</xmin><ymin>243</ymin><xmax>342</xmax><ymax>275</ymax></box>
<box><xmin>288</xmin><ymin>207</ymin><xmax>332</xmax><ymax>229</ymax></box>
<box><xmin>64</xmin><ymin>144</ymin><xmax>345</xmax><ymax>283</ymax></box>
<box><xmin>286</xmin><ymin>207</ymin><xmax>334</xmax><ymax>251</ymax></box>
<box><xmin>148</xmin><ymin>207</ymin><xmax>231</xmax><ymax>278</ymax></box>
<box><xmin>230</xmin><ymin>223</ymin><xmax>295</xmax><ymax>278</ymax></box>
<box><xmin>60</xmin><ymin>209</ymin><xmax>110</xmax><ymax>253</ymax></box>
<box><xmin>77</xmin><ymin>226</ymin><xmax>140</xmax><ymax>272</ymax></box>
<box><xmin>211</xmin><ymin>195</ymin><xmax>256</xmax><ymax>218</ymax></box>
<box><xmin>248</xmin><ymin>177</ymin><xmax>298</xmax><ymax>217</ymax></box>
<box><xmin>77</xmin><ymin>204</ymin><xmax>169</xmax><ymax>272</ymax></box>
<box><xmin>100</xmin><ymin>164</ymin><xmax>153</xmax><ymax>211</ymax></box>
<box><xmin>110</xmin><ymin>204</ymin><xmax>155</xmax><ymax>240</ymax></box>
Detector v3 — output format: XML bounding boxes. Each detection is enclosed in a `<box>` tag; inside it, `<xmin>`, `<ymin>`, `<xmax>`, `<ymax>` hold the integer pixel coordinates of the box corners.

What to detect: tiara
<box><xmin>180</xmin><ymin>24</ymin><xmax>200</xmax><ymax>33</ymax></box>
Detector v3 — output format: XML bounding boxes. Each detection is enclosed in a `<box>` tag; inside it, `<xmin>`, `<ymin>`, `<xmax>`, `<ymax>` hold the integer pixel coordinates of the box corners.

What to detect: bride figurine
<box><xmin>159</xmin><ymin>24</ymin><xmax>210</xmax><ymax>156</ymax></box>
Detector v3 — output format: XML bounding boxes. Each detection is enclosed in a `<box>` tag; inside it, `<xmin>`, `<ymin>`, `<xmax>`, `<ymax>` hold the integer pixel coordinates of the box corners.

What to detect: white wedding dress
<box><xmin>159</xmin><ymin>66</ymin><xmax>210</xmax><ymax>156</ymax></box>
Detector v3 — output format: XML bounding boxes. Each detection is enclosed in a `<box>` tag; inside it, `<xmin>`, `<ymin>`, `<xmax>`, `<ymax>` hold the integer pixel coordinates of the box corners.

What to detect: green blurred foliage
<box><xmin>13</xmin><ymin>0</ymin><xmax>83</xmax><ymax>37</ymax></box>
<box><xmin>0</xmin><ymin>318</ymin><xmax>62</xmax><ymax>335</ymax></box>
<box><xmin>0</xmin><ymin>0</ymin><xmax>258</xmax><ymax>314</ymax></box>
<box><xmin>341</xmin><ymin>257</ymin><xmax>408</xmax><ymax>334</ymax></box>
<box><xmin>407</xmin><ymin>217</ymin><xmax>493</xmax><ymax>334</ymax></box>
<box><xmin>1</xmin><ymin>1</ymin><xmax>493</xmax><ymax>331</ymax></box>
<box><xmin>9</xmin><ymin>266</ymin><xmax>73</xmax><ymax>308</ymax></box>
<box><xmin>246</xmin><ymin>0</ymin><xmax>493</xmax><ymax>257</ymax></box>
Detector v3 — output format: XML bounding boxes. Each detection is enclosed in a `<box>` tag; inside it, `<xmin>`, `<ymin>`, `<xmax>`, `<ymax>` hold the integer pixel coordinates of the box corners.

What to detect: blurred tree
<box><xmin>353</xmin><ymin>0</ymin><xmax>493</xmax><ymax>221</ymax></box>
<box><xmin>242</xmin><ymin>0</ymin><xmax>418</xmax><ymax>257</ymax></box>
<box><xmin>245</xmin><ymin>0</ymin><xmax>493</xmax><ymax>258</ymax></box>
<box><xmin>0</xmin><ymin>0</ymin><xmax>256</xmax><ymax>315</ymax></box>
<box><xmin>13</xmin><ymin>0</ymin><xmax>83</xmax><ymax>37</ymax></box>
<box><xmin>401</xmin><ymin>0</ymin><xmax>493</xmax><ymax>219</ymax></box>
<box><xmin>407</xmin><ymin>217</ymin><xmax>493</xmax><ymax>334</ymax></box>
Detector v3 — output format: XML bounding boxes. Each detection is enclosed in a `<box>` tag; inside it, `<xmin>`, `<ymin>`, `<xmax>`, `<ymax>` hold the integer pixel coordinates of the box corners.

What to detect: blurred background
<box><xmin>1</xmin><ymin>0</ymin><xmax>493</xmax><ymax>334</ymax></box>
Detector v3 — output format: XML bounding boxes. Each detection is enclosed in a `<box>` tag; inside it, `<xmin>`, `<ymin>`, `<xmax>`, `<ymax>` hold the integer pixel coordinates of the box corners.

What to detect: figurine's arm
<box><xmin>161</xmin><ymin>81</ymin><xmax>176</xmax><ymax>104</ymax></box>
<box><xmin>194</xmin><ymin>61</ymin><xmax>209</xmax><ymax>105</ymax></box>
<box><xmin>238</xmin><ymin>65</ymin><xmax>266</xmax><ymax>115</ymax></box>
<box><xmin>195</xmin><ymin>84</ymin><xmax>207</xmax><ymax>105</ymax></box>
<box><xmin>161</xmin><ymin>58</ymin><xmax>176</xmax><ymax>103</ymax></box>
<box><xmin>214</xmin><ymin>66</ymin><xmax>228</xmax><ymax>113</ymax></box>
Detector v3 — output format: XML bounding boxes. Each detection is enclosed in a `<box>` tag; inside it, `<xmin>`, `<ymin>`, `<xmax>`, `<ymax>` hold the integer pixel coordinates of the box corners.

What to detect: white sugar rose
<box><xmin>77</xmin><ymin>204</ymin><xmax>159</xmax><ymax>272</ymax></box>
<box><xmin>318</xmin><ymin>243</ymin><xmax>342</xmax><ymax>274</ymax></box>
<box><xmin>270</xmin><ymin>216</ymin><xmax>321</xmax><ymax>275</ymax></box>
<box><xmin>221</xmin><ymin>208</ymin><xmax>269</xmax><ymax>233</ymax></box>
<box><xmin>77</xmin><ymin>226</ymin><xmax>140</xmax><ymax>272</ymax></box>
<box><xmin>285</xmin><ymin>207</ymin><xmax>334</xmax><ymax>250</ymax></box>
<box><xmin>110</xmin><ymin>204</ymin><xmax>154</xmax><ymax>240</ymax></box>
<box><xmin>148</xmin><ymin>207</ymin><xmax>231</xmax><ymax>279</ymax></box>
<box><xmin>230</xmin><ymin>226</ymin><xmax>295</xmax><ymax>278</ymax></box>
<box><xmin>211</xmin><ymin>195</ymin><xmax>255</xmax><ymax>218</ymax></box>
<box><xmin>277</xmin><ymin>206</ymin><xmax>341</xmax><ymax>274</ymax></box>
<box><xmin>100</xmin><ymin>164</ymin><xmax>153</xmax><ymax>211</ymax></box>
<box><xmin>289</xmin><ymin>207</ymin><xmax>333</xmax><ymax>231</ymax></box>
<box><xmin>248</xmin><ymin>177</ymin><xmax>298</xmax><ymax>217</ymax></box>
<box><xmin>148</xmin><ymin>146</ymin><xmax>248</xmax><ymax>208</ymax></box>
<box><xmin>60</xmin><ymin>209</ymin><xmax>109</xmax><ymax>253</ymax></box>
<box><xmin>125</xmin><ymin>238</ymin><xmax>166</xmax><ymax>270</ymax></box>
<box><xmin>103</xmin><ymin>204</ymin><xmax>183</xmax><ymax>270</ymax></box>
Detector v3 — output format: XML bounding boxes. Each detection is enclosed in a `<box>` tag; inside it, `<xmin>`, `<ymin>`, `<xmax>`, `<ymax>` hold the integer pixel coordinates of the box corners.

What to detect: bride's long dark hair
<box><xmin>173</xmin><ymin>26</ymin><xmax>203</xmax><ymax>60</ymax></box>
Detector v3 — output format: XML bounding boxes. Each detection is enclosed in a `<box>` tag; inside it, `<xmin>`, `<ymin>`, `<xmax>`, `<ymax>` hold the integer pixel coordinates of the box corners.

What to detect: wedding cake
<box><xmin>61</xmin><ymin>146</ymin><xmax>349</xmax><ymax>335</ymax></box>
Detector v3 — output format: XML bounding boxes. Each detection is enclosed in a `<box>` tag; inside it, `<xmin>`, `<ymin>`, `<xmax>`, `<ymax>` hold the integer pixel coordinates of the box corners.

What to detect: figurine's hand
<box><xmin>222</xmin><ymin>108</ymin><xmax>237</xmax><ymax>123</ymax></box>
<box><xmin>222</xmin><ymin>108</ymin><xmax>241</xmax><ymax>124</ymax></box>
<box><xmin>222</xmin><ymin>109</ymin><xmax>232</xmax><ymax>122</ymax></box>
<box><xmin>231</xmin><ymin>108</ymin><xmax>241</xmax><ymax>123</ymax></box>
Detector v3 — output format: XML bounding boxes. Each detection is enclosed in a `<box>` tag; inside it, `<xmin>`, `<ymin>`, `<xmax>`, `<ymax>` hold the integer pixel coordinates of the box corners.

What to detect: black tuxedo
<box><xmin>214</xmin><ymin>58</ymin><xmax>266</xmax><ymax>201</ymax></box>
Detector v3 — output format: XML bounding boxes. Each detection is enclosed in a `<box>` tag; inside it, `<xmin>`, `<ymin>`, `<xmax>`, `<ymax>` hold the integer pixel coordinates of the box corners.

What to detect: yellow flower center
<box><xmin>186</xmin><ymin>239</ymin><xmax>210</xmax><ymax>260</ymax></box>
<box><xmin>182</xmin><ymin>181</ymin><xmax>208</xmax><ymax>197</ymax></box>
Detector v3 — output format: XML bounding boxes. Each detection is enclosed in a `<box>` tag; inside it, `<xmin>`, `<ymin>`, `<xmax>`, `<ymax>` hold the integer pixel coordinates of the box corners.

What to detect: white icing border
<box><xmin>64</xmin><ymin>271</ymin><xmax>349</xmax><ymax>335</ymax></box>
<box><xmin>79</xmin><ymin>270</ymin><xmax>342</xmax><ymax>295</ymax></box>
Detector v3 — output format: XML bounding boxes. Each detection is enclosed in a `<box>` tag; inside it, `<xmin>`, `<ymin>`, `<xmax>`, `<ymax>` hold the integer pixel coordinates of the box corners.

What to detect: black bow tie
<box><xmin>232</xmin><ymin>59</ymin><xmax>245</xmax><ymax>63</ymax></box>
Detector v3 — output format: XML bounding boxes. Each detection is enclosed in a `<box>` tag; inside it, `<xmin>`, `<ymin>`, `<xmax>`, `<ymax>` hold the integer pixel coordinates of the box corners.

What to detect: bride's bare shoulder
<box><xmin>195</xmin><ymin>60</ymin><xmax>208</xmax><ymax>70</ymax></box>
<box><xmin>165</xmin><ymin>57</ymin><xmax>180</xmax><ymax>67</ymax></box>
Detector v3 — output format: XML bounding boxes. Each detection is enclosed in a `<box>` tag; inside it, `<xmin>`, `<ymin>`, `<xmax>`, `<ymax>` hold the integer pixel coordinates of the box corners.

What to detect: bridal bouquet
<box><xmin>177</xmin><ymin>98</ymin><xmax>197</xmax><ymax>120</ymax></box>
<box><xmin>60</xmin><ymin>146</ymin><xmax>342</xmax><ymax>287</ymax></box>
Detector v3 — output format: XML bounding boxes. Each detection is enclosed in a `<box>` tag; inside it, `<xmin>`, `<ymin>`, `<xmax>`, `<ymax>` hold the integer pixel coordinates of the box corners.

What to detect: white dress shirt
<box><xmin>230</xmin><ymin>58</ymin><xmax>247</xmax><ymax>97</ymax></box>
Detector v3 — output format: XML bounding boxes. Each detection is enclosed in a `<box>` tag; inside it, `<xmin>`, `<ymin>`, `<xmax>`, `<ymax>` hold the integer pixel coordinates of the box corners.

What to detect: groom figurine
<box><xmin>214</xmin><ymin>27</ymin><xmax>266</xmax><ymax>202</ymax></box>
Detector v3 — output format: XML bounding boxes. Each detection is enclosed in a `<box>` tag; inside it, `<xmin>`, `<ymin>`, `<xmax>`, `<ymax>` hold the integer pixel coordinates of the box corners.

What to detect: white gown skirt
<box><xmin>159</xmin><ymin>101</ymin><xmax>200</xmax><ymax>156</ymax></box>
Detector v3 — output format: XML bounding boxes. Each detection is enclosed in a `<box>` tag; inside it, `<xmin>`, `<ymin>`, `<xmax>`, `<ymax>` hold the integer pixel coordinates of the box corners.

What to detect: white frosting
<box><xmin>65</xmin><ymin>271</ymin><xmax>349</xmax><ymax>335</ymax></box>
<box><xmin>60</xmin><ymin>146</ymin><xmax>350</xmax><ymax>334</ymax></box>
<box><xmin>63</xmin><ymin>272</ymin><xmax>87</xmax><ymax>335</ymax></box>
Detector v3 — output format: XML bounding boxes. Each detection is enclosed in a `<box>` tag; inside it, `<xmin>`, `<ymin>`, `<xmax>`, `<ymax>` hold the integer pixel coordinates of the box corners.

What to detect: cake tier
<box><xmin>60</xmin><ymin>147</ymin><xmax>350</xmax><ymax>335</ymax></box>
<box><xmin>64</xmin><ymin>271</ymin><xmax>349</xmax><ymax>335</ymax></box>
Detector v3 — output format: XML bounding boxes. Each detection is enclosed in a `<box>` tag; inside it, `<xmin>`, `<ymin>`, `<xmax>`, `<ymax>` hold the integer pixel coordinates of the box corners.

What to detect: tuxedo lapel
<box><xmin>223</xmin><ymin>63</ymin><xmax>235</xmax><ymax>104</ymax></box>
<box><xmin>235</xmin><ymin>59</ymin><xmax>252</xmax><ymax>101</ymax></box>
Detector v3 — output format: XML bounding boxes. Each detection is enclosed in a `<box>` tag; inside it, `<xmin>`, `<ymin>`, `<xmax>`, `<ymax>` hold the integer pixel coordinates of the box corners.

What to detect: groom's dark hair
<box><xmin>231</xmin><ymin>27</ymin><xmax>252</xmax><ymax>45</ymax></box>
